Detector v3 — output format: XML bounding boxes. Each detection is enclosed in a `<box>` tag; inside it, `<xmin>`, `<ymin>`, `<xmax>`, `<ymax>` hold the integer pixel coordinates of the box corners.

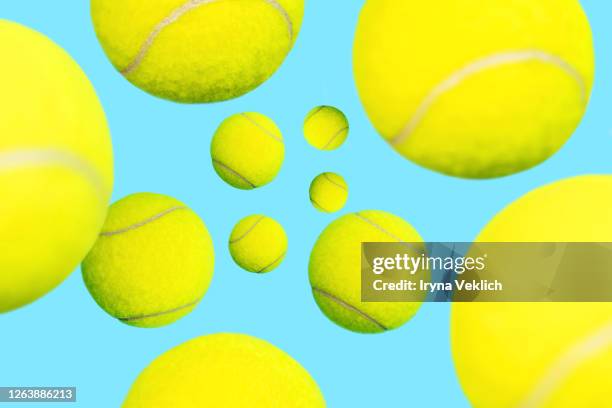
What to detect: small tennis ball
<box><xmin>309</xmin><ymin>211</ymin><xmax>424</xmax><ymax>334</ymax></box>
<box><xmin>123</xmin><ymin>333</ymin><xmax>326</xmax><ymax>407</ymax></box>
<box><xmin>82</xmin><ymin>193</ymin><xmax>214</xmax><ymax>328</ymax></box>
<box><xmin>354</xmin><ymin>0</ymin><xmax>594</xmax><ymax>178</ymax></box>
<box><xmin>0</xmin><ymin>20</ymin><xmax>113</xmax><ymax>313</ymax></box>
<box><xmin>211</xmin><ymin>112</ymin><xmax>285</xmax><ymax>190</ymax></box>
<box><xmin>309</xmin><ymin>172</ymin><xmax>349</xmax><ymax>213</ymax></box>
<box><xmin>229</xmin><ymin>215</ymin><xmax>287</xmax><ymax>273</ymax></box>
<box><xmin>91</xmin><ymin>0</ymin><xmax>305</xmax><ymax>103</ymax></box>
<box><xmin>452</xmin><ymin>176</ymin><xmax>612</xmax><ymax>407</ymax></box>
<box><xmin>303</xmin><ymin>106</ymin><xmax>349</xmax><ymax>150</ymax></box>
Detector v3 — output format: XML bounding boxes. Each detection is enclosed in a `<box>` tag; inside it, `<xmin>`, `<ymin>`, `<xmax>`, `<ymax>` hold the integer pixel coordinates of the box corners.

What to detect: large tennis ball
<box><xmin>123</xmin><ymin>333</ymin><xmax>326</xmax><ymax>407</ymax></box>
<box><xmin>229</xmin><ymin>214</ymin><xmax>288</xmax><ymax>273</ymax></box>
<box><xmin>354</xmin><ymin>0</ymin><xmax>594</xmax><ymax>179</ymax></box>
<box><xmin>309</xmin><ymin>210</ymin><xmax>424</xmax><ymax>334</ymax></box>
<box><xmin>0</xmin><ymin>20</ymin><xmax>113</xmax><ymax>313</ymax></box>
<box><xmin>91</xmin><ymin>0</ymin><xmax>305</xmax><ymax>103</ymax></box>
<box><xmin>82</xmin><ymin>193</ymin><xmax>214</xmax><ymax>328</ymax></box>
<box><xmin>452</xmin><ymin>175</ymin><xmax>612</xmax><ymax>407</ymax></box>
<box><xmin>211</xmin><ymin>112</ymin><xmax>285</xmax><ymax>190</ymax></box>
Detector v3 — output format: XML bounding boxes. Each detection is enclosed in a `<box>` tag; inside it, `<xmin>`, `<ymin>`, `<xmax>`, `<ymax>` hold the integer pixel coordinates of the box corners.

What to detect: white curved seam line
<box><xmin>323</xmin><ymin>173</ymin><xmax>348</xmax><ymax>191</ymax></box>
<box><xmin>213</xmin><ymin>159</ymin><xmax>256</xmax><ymax>188</ymax></box>
<box><xmin>322</xmin><ymin>126</ymin><xmax>349</xmax><ymax>150</ymax></box>
<box><xmin>518</xmin><ymin>321</ymin><xmax>612</xmax><ymax>408</ymax></box>
<box><xmin>257</xmin><ymin>251</ymin><xmax>286</xmax><ymax>273</ymax></box>
<box><xmin>241</xmin><ymin>113</ymin><xmax>283</xmax><ymax>143</ymax></box>
<box><xmin>391</xmin><ymin>50</ymin><xmax>587</xmax><ymax>146</ymax></box>
<box><xmin>230</xmin><ymin>215</ymin><xmax>266</xmax><ymax>244</ymax></box>
<box><xmin>305</xmin><ymin>106</ymin><xmax>326</xmax><ymax>123</ymax></box>
<box><xmin>121</xmin><ymin>0</ymin><xmax>293</xmax><ymax>75</ymax></box>
<box><xmin>312</xmin><ymin>287</ymin><xmax>388</xmax><ymax>331</ymax></box>
<box><xmin>355</xmin><ymin>213</ymin><xmax>422</xmax><ymax>253</ymax></box>
<box><xmin>310</xmin><ymin>196</ymin><xmax>328</xmax><ymax>212</ymax></box>
<box><xmin>101</xmin><ymin>206</ymin><xmax>186</xmax><ymax>236</ymax></box>
<box><xmin>0</xmin><ymin>149</ymin><xmax>106</xmax><ymax>197</ymax></box>
<box><xmin>118</xmin><ymin>297</ymin><xmax>201</xmax><ymax>322</ymax></box>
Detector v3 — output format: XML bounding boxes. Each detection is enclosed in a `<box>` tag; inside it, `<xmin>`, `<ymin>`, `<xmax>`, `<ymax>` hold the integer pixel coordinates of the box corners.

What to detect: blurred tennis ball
<box><xmin>229</xmin><ymin>214</ymin><xmax>287</xmax><ymax>273</ymax></box>
<box><xmin>309</xmin><ymin>172</ymin><xmax>348</xmax><ymax>213</ymax></box>
<box><xmin>309</xmin><ymin>210</ymin><xmax>424</xmax><ymax>333</ymax></box>
<box><xmin>211</xmin><ymin>112</ymin><xmax>285</xmax><ymax>190</ymax></box>
<box><xmin>123</xmin><ymin>333</ymin><xmax>325</xmax><ymax>407</ymax></box>
<box><xmin>82</xmin><ymin>193</ymin><xmax>214</xmax><ymax>328</ymax></box>
<box><xmin>354</xmin><ymin>0</ymin><xmax>594</xmax><ymax>178</ymax></box>
<box><xmin>452</xmin><ymin>175</ymin><xmax>612</xmax><ymax>407</ymax></box>
<box><xmin>303</xmin><ymin>106</ymin><xmax>349</xmax><ymax>151</ymax></box>
<box><xmin>91</xmin><ymin>0</ymin><xmax>305</xmax><ymax>103</ymax></box>
<box><xmin>0</xmin><ymin>20</ymin><xmax>113</xmax><ymax>313</ymax></box>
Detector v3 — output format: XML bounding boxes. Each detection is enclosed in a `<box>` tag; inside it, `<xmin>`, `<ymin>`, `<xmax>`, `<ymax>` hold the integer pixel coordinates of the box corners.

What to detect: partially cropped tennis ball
<box><xmin>91</xmin><ymin>0</ymin><xmax>304</xmax><ymax>103</ymax></box>
<box><xmin>82</xmin><ymin>193</ymin><xmax>214</xmax><ymax>328</ymax></box>
<box><xmin>354</xmin><ymin>0</ymin><xmax>594</xmax><ymax>179</ymax></box>
<box><xmin>0</xmin><ymin>20</ymin><xmax>113</xmax><ymax>313</ymax></box>
<box><xmin>309</xmin><ymin>172</ymin><xmax>348</xmax><ymax>213</ymax></box>
<box><xmin>211</xmin><ymin>112</ymin><xmax>285</xmax><ymax>190</ymax></box>
<box><xmin>303</xmin><ymin>106</ymin><xmax>349</xmax><ymax>150</ymax></box>
<box><xmin>229</xmin><ymin>215</ymin><xmax>287</xmax><ymax>273</ymax></box>
<box><xmin>123</xmin><ymin>333</ymin><xmax>326</xmax><ymax>407</ymax></box>
<box><xmin>309</xmin><ymin>211</ymin><xmax>424</xmax><ymax>333</ymax></box>
<box><xmin>452</xmin><ymin>176</ymin><xmax>612</xmax><ymax>408</ymax></box>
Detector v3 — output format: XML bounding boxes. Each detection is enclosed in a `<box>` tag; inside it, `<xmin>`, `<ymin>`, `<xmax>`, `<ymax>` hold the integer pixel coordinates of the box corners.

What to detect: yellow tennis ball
<box><xmin>123</xmin><ymin>333</ymin><xmax>326</xmax><ymax>407</ymax></box>
<box><xmin>0</xmin><ymin>20</ymin><xmax>113</xmax><ymax>313</ymax></box>
<box><xmin>452</xmin><ymin>175</ymin><xmax>612</xmax><ymax>408</ymax></box>
<box><xmin>82</xmin><ymin>193</ymin><xmax>214</xmax><ymax>328</ymax></box>
<box><xmin>91</xmin><ymin>0</ymin><xmax>304</xmax><ymax>103</ymax></box>
<box><xmin>303</xmin><ymin>106</ymin><xmax>349</xmax><ymax>150</ymax></box>
<box><xmin>309</xmin><ymin>172</ymin><xmax>349</xmax><ymax>213</ymax></box>
<box><xmin>229</xmin><ymin>215</ymin><xmax>288</xmax><ymax>273</ymax></box>
<box><xmin>309</xmin><ymin>211</ymin><xmax>424</xmax><ymax>333</ymax></box>
<box><xmin>354</xmin><ymin>0</ymin><xmax>594</xmax><ymax>179</ymax></box>
<box><xmin>211</xmin><ymin>112</ymin><xmax>285</xmax><ymax>190</ymax></box>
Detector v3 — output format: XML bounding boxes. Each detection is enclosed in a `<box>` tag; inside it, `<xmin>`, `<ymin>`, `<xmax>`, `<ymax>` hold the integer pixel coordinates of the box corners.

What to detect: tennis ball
<box><xmin>229</xmin><ymin>215</ymin><xmax>287</xmax><ymax>273</ymax></box>
<box><xmin>354</xmin><ymin>0</ymin><xmax>594</xmax><ymax>179</ymax></box>
<box><xmin>211</xmin><ymin>112</ymin><xmax>284</xmax><ymax>190</ymax></box>
<box><xmin>82</xmin><ymin>193</ymin><xmax>214</xmax><ymax>328</ymax></box>
<box><xmin>91</xmin><ymin>0</ymin><xmax>305</xmax><ymax>103</ymax></box>
<box><xmin>303</xmin><ymin>106</ymin><xmax>349</xmax><ymax>150</ymax></box>
<box><xmin>309</xmin><ymin>211</ymin><xmax>424</xmax><ymax>333</ymax></box>
<box><xmin>123</xmin><ymin>333</ymin><xmax>326</xmax><ymax>407</ymax></box>
<box><xmin>452</xmin><ymin>175</ymin><xmax>612</xmax><ymax>407</ymax></box>
<box><xmin>0</xmin><ymin>21</ymin><xmax>113</xmax><ymax>313</ymax></box>
<box><xmin>309</xmin><ymin>172</ymin><xmax>348</xmax><ymax>213</ymax></box>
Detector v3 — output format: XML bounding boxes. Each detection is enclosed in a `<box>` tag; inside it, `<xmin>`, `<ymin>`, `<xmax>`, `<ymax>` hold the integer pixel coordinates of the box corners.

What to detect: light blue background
<box><xmin>1</xmin><ymin>1</ymin><xmax>611</xmax><ymax>407</ymax></box>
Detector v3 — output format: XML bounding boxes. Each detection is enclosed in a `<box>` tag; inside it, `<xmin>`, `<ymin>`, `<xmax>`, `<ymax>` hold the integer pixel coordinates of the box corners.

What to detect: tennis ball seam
<box><xmin>312</xmin><ymin>287</ymin><xmax>388</xmax><ymax>331</ymax></box>
<box><xmin>257</xmin><ymin>250</ymin><xmax>287</xmax><ymax>273</ymax></box>
<box><xmin>0</xmin><ymin>148</ymin><xmax>107</xmax><ymax>198</ymax></box>
<box><xmin>241</xmin><ymin>113</ymin><xmax>283</xmax><ymax>143</ymax></box>
<box><xmin>391</xmin><ymin>50</ymin><xmax>588</xmax><ymax>146</ymax></box>
<box><xmin>229</xmin><ymin>215</ymin><xmax>266</xmax><ymax>243</ymax></box>
<box><xmin>322</xmin><ymin>173</ymin><xmax>348</xmax><ymax>191</ymax></box>
<box><xmin>518</xmin><ymin>321</ymin><xmax>612</xmax><ymax>408</ymax></box>
<box><xmin>117</xmin><ymin>297</ymin><xmax>202</xmax><ymax>323</ymax></box>
<box><xmin>100</xmin><ymin>206</ymin><xmax>187</xmax><ymax>236</ymax></box>
<box><xmin>121</xmin><ymin>0</ymin><xmax>295</xmax><ymax>76</ymax></box>
<box><xmin>212</xmin><ymin>159</ymin><xmax>257</xmax><ymax>189</ymax></box>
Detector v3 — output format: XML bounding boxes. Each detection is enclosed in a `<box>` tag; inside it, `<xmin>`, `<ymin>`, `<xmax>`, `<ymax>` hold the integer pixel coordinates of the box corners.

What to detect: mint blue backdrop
<box><xmin>1</xmin><ymin>1</ymin><xmax>611</xmax><ymax>406</ymax></box>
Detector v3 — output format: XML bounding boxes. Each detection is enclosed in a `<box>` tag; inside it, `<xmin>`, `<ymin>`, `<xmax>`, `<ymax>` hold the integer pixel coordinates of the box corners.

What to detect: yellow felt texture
<box><xmin>452</xmin><ymin>176</ymin><xmax>612</xmax><ymax>408</ymax></box>
<box><xmin>309</xmin><ymin>211</ymin><xmax>424</xmax><ymax>333</ymax></box>
<box><xmin>91</xmin><ymin>0</ymin><xmax>305</xmax><ymax>103</ymax></box>
<box><xmin>82</xmin><ymin>193</ymin><xmax>214</xmax><ymax>328</ymax></box>
<box><xmin>123</xmin><ymin>333</ymin><xmax>326</xmax><ymax>407</ymax></box>
<box><xmin>229</xmin><ymin>214</ymin><xmax>287</xmax><ymax>273</ymax></box>
<box><xmin>354</xmin><ymin>0</ymin><xmax>594</xmax><ymax>178</ymax></box>
<box><xmin>0</xmin><ymin>20</ymin><xmax>113</xmax><ymax>313</ymax></box>
<box><xmin>309</xmin><ymin>172</ymin><xmax>348</xmax><ymax>213</ymax></box>
<box><xmin>303</xmin><ymin>106</ymin><xmax>349</xmax><ymax>151</ymax></box>
<box><xmin>211</xmin><ymin>112</ymin><xmax>285</xmax><ymax>190</ymax></box>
